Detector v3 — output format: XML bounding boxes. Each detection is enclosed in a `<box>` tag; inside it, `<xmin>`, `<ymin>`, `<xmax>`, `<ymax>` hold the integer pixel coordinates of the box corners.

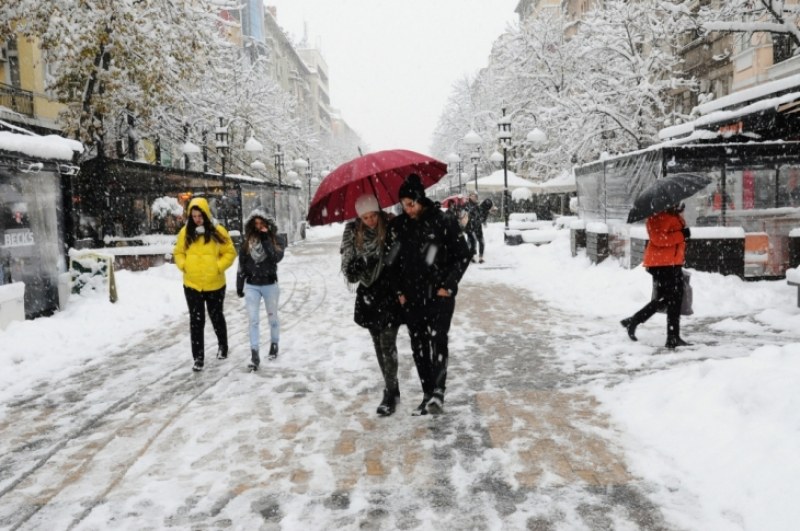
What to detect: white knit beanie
<box><xmin>354</xmin><ymin>194</ymin><xmax>380</xmax><ymax>216</ymax></box>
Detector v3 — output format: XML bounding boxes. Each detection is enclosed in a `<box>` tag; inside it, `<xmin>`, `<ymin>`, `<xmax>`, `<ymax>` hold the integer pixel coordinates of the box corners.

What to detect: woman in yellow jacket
<box><xmin>621</xmin><ymin>204</ymin><xmax>691</xmax><ymax>349</ymax></box>
<box><xmin>173</xmin><ymin>197</ymin><xmax>237</xmax><ymax>371</ymax></box>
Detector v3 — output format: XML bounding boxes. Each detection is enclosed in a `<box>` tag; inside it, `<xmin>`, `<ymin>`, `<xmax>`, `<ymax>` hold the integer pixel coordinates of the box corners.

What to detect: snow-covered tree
<box><xmin>0</xmin><ymin>0</ymin><xmax>231</xmax><ymax>155</ymax></box>
<box><xmin>565</xmin><ymin>0</ymin><xmax>696</xmax><ymax>159</ymax></box>
<box><xmin>432</xmin><ymin>0</ymin><xmax>698</xmax><ymax>177</ymax></box>
<box><xmin>702</xmin><ymin>0</ymin><xmax>800</xmax><ymax>49</ymax></box>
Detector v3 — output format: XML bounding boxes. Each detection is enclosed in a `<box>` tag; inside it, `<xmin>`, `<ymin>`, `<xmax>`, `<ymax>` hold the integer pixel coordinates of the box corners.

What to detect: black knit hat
<box><xmin>398</xmin><ymin>173</ymin><xmax>425</xmax><ymax>201</ymax></box>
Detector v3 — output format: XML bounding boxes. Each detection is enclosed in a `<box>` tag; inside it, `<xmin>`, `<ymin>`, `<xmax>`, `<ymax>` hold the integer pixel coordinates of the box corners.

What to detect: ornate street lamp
<box><xmin>463</xmin><ymin>129</ymin><xmax>483</xmax><ymax>193</ymax></box>
<box><xmin>245</xmin><ymin>133</ymin><xmax>264</xmax><ymax>172</ymax></box>
<box><xmin>215</xmin><ymin>117</ymin><xmax>230</xmax><ymax>179</ymax></box>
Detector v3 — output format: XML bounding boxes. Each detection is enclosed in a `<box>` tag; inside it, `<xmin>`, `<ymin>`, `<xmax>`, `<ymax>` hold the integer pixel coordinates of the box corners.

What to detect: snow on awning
<box><xmin>0</xmin><ymin>129</ymin><xmax>83</xmax><ymax>161</ymax></box>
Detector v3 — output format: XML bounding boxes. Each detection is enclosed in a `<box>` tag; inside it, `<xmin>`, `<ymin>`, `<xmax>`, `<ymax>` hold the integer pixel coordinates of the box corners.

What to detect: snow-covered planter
<box><xmin>151</xmin><ymin>196</ymin><xmax>184</xmax><ymax>219</ymax></box>
<box><xmin>68</xmin><ymin>250</ymin><xmax>118</xmax><ymax>303</ymax></box>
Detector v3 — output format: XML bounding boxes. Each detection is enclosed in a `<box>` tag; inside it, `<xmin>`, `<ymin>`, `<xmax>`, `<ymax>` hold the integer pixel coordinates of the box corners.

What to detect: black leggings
<box><xmin>184</xmin><ymin>286</ymin><xmax>228</xmax><ymax>363</ymax></box>
<box><xmin>369</xmin><ymin>326</ymin><xmax>399</xmax><ymax>394</ymax></box>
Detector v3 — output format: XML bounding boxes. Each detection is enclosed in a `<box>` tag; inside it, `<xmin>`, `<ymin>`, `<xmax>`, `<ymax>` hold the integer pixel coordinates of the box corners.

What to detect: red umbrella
<box><xmin>440</xmin><ymin>194</ymin><xmax>467</xmax><ymax>209</ymax></box>
<box><xmin>307</xmin><ymin>149</ymin><xmax>447</xmax><ymax>226</ymax></box>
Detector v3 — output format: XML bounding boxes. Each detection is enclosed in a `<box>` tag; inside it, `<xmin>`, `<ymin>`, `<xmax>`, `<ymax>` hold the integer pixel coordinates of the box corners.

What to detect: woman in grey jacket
<box><xmin>236</xmin><ymin>209</ymin><xmax>284</xmax><ymax>370</ymax></box>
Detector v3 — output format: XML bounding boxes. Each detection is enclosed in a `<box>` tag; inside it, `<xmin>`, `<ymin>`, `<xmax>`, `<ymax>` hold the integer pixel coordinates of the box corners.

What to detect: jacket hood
<box><xmin>245</xmin><ymin>208</ymin><xmax>274</xmax><ymax>225</ymax></box>
<box><xmin>187</xmin><ymin>197</ymin><xmax>214</xmax><ymax>222</ymax></box>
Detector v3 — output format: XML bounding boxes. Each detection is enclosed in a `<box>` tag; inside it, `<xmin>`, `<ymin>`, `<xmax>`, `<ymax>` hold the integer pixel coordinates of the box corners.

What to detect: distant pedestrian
<box><xmin>387</xmin><ymin>174</ymin><xmax>472</xmax><ymax>415</ymax></box>
<box><xmin>173</xmin><ymin>197</ymin><xmax>237</xmax><ymax>371</ymax></box>
<box><xmin>464</xmin><ymin>192</ymin><xmax>485</xmax><ymax>263</ymax></box>
<box><xmin>340</xmin><ymin>194</ymin><xmax>402</xmax><ymax>416</ymax></box>
<box><xmin>621</xmin><ymin>203</ymin><xmax>692</xmax><ymax>349</ymax></box>
<box><xmin>236</xmin><ymin>209</ymin><xmax>284</xmax><ymax>371</ymax></box>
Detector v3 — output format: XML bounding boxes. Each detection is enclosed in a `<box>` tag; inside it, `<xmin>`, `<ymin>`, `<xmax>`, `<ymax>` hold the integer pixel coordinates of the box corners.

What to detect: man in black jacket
<box><xmin>386</xmin><ymin>174</ymin><xmax>471</xmax><ymax>415</ymax></box>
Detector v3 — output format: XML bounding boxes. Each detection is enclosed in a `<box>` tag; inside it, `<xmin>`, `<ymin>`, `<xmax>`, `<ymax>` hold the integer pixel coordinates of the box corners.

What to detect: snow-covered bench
<box><xmin>504</xmin><ymin>214</ymin><xmax>557</xmax><ymax>245</ymax></box>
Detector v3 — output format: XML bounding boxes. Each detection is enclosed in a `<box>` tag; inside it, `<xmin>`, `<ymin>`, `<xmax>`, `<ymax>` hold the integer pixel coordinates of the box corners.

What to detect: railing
<box><xmin>0</xmin><ymin>83</ymin><xmax>34</xmax><ymax>116</ymax></box>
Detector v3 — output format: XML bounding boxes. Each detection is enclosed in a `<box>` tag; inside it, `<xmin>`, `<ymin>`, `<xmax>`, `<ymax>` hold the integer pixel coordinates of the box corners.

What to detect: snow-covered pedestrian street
<box><xmin>2</xmin><ymin>224</ymin><xmax>800</xmax><ymax>530</ymax></box>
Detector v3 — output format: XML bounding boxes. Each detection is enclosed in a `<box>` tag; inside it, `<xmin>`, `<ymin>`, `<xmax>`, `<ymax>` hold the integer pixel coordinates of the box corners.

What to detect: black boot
<box><xmin>248</xmin><ymin>349</ymin><xmax>260</xmax><ymax>371</ymax></box>
<box><xmin>376</xmin><ymin>389</ymin><xmax>397</xmax><ymax>416</ymax></box>
<box><xmin>620</xmin><ymin>318</ymin><xmax>638</xmax><ymax>341</ymax></box>
<box><xmin>665</xmin><ymin>337</ymin><xmax>692</xmax><ymax>349</ymax></box>
<box><xmin>411</xmin><ymin>395</ymin><xmax>431</xmax><ymax>416</ymax></box>
<box><xmin>216</xmin><ymin>346</ymin><xmax>228</xmax><ymax>360</ymax></box>
<box><xmin>268</xmin><ymin>343</ymin><xmax>279</xmax><ymax>360</ymax></box>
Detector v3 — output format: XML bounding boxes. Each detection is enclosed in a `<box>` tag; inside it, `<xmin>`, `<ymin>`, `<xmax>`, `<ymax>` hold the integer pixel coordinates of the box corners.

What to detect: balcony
<box><xmin>0</xmin><ymin>83</ymin><xmax>34</xmax><ymax>116</ymax></box>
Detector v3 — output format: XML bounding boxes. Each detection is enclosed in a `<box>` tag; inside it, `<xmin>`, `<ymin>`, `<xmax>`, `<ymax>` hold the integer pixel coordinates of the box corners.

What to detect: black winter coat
<box><xmin>386</xmin><ymin>199</ymin><xmax>471</xmax><ymax>311</ymax></box>
<box><xmin>236</xmin><ymin>233</ymin><xmax>285</xmax><ymax>294</ymax></box>
<box><xmin>464</xmin><ymin>202</ymin><xmax>484</xmax><ymax>237</ymax></box>
<box><xmin>341</xmin><ymin>219</ymin><xmax>401</xmax><ymax>331</ymax></box>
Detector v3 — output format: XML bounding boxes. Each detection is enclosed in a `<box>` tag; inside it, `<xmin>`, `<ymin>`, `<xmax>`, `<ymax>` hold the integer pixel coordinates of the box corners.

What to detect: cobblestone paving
<box><xmin>0</xmin><ymin>238</ymin><xmax>675</xmax><ymax>530</ymax></box>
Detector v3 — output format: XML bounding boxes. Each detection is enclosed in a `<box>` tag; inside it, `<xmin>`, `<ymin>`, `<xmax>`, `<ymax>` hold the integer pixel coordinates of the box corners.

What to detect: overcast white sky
<box><xmin>266</xmin><ymin>0</ymin><xmax>519</xmax><ymax>155</ymax></box>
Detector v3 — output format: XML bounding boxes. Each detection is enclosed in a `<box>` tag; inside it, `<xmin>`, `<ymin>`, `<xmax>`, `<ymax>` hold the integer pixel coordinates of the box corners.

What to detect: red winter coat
<box><xmin>642</xmin><ymin>211</ymin><xmax>686</xmax><ymax>267</ymax></box>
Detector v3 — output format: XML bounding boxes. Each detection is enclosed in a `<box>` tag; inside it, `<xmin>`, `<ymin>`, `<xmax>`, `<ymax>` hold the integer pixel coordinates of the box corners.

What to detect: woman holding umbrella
<box><xmin>340</xmin><ymin>194</ymin><xmax>402</xmax><ymax>416</ymax></box>
<box><xmin>621</xmin><ymin>203</ymin><xmax>692</xmax><ymax>349</ymax></box>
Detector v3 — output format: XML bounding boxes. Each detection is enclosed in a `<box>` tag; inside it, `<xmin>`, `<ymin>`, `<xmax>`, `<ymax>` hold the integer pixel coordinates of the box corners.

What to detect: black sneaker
<box><xmin>216</xmin><ymin>347</ymin><xmax>228</xmax><ymax>360</ymax></box>
<box><xmin>268</xmin><ymin>343</ymin><xmax>279</xmax><ymax>360</ymax></box>
<box><xmin>411</xmin><ymin>395</ymin><xmax>431</xmax><ymax>416</ymax></box>
<box><xmin>376</xmin><ymin>389</ymin><xmax>397</xmax><ymax>416</ymax></box>
<box><xmin>192</xmin><ymin>361</ymin><xmax>204</xmax><ymax>372</ymax></box>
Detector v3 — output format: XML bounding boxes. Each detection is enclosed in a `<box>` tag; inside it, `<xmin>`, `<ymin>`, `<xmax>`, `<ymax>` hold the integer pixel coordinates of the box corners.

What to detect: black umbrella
<box><xmin>627</xmin><ymin>173</ymin><xmax>712</xmax><ymax>223</ymax></box>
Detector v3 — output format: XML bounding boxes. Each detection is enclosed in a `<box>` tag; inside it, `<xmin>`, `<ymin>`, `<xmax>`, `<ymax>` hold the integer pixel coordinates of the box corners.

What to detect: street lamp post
<box><xmin>445</xmin><ymin>152</ymin><xmax>462</xmax><ymax>195</ymax></box>
<box><xmin>463</xmin><ymin>129</ymin><xmax>483</xmax><ymax>194</ymax></box>
<box><xmin>292</xmin><ymin>157</ymin><xmax>310</xmax><ymax>213</ymax></box>
<box><xmin>215</xmin><ymin>117</ymin><xmax>229</xmax><ymax>181</ymax></box>
<box><xmin>273</xmin><ymin>145</ymin><xmax>284</xmax><ymax>216</ymax></box>
<box><xmin>497</xmin><ymin>107</ymin><xmax>512</xmax><ymax>229</ymax></box>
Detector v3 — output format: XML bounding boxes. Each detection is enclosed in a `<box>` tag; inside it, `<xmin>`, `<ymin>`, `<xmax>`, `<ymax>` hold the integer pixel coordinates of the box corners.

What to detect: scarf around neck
<box><xmin>341</xmin><ymin>221</ymin><xmax>384</xmax><ymax>288</ymax></box>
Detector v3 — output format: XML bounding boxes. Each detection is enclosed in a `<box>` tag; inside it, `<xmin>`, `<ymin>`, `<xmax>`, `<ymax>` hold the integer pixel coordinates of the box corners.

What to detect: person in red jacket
<box><xmin>621</xmin><ymin>203</ymin><xmax>692</xmax><ymax>349</ymax></box>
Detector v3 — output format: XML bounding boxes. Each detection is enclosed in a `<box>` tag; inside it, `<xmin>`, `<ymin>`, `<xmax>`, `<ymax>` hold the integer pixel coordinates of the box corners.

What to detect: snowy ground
<box><xmin>1</xmin><ymin>221</ymin><xmax>799</xmax><ymax>530</ymax></box>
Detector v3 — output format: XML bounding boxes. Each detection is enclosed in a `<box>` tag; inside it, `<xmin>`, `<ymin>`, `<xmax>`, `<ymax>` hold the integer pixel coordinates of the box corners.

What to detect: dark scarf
<box><xmin>341</xmin><ymin>221</ymin><xmax>384</xmax><ymax>288</ymax></box>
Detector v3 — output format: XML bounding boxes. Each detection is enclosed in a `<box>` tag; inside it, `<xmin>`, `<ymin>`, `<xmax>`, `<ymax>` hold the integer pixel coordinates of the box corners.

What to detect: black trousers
<box><xmin>183</xmin><ymin>286</ymin><xmax>228</xmax><ymax>363</ymax></box>
<box><xmin>405</xmin><ymin>296</ymin><xmax>456</xmax><ymax>396</ymax></box>
<box><xmin>467</xmin><ymin>230</ymin><xmax>485</xmax><ymax>256</ymax></box>
<box><xmin>369</xmin><ymin>326</ymin><xmax>399</xmax><ymax>394</ymax></box>
<box><xmin>631</xmin><ymin>265</ymin><xmax>683</xmax><ymax>339</ymax></box>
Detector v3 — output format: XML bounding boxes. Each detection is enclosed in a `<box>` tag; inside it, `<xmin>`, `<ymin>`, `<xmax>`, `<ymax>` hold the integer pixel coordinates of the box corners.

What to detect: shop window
<box><xmin>778</xmin><ymin>165</ymin><xmax>800</xmax><ymax>207</ymax></box>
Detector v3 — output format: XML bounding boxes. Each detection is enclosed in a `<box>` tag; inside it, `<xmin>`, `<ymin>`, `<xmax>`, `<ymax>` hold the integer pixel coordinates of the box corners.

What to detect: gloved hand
<box><xmin>237</xmin><ymin>290</ymin><xmax>244</xmax><ymax>298</ymax></box>
<box><xmin>681</xmin><ymin>227</ymin><xmax>691</xmax><ymax>239</ymax></box>
<box><xmin>346</xmin><ymin>257</ymin><xmax>366</xmax><ymax>278</ymax></box>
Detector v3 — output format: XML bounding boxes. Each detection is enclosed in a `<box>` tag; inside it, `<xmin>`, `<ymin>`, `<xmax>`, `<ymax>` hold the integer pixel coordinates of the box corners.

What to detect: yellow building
<box><xmin>0</xmin><ymin>36</ymin><xmax>65</xmax><ymax>134</ymax></box>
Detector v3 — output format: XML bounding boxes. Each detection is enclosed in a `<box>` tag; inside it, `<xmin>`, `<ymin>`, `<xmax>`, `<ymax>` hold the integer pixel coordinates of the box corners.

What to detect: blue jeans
<box><xmin>245</xmin><ymin>282</ymin><xmax>280</xmax><ymax>351</ymax></box>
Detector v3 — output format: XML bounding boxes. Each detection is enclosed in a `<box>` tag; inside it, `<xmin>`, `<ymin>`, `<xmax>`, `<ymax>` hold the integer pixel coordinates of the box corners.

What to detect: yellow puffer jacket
<box><xmin>173</xmin><ymin>197</ymin><xmax>236</xmax><ymax>291</ymax></box>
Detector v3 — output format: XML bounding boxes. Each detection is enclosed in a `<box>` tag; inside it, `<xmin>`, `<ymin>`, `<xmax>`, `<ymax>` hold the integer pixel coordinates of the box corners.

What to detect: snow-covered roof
<box><xmin>0</xmin><ymin>130</ymin><xmax>83</xmax><ymax>161</ymax></box>
<box><xmin>694</xmin><ymin>73</ymin><xmax>800</xmax><ymax>115</ymax></box>
<box><xmin>659</xmin><ymin>89</ymin><xmax>800</xmax><ymax>141</ymax></box>
<box><xmin>532</xmin><ymin>170</ymin><xmax>576</xmax><ymax>194</ymax></box>
<box><xmin>221</xmin><ymin>173</ymin><xmax>268</xmax><ymax>184</ymax></box>
<box><xmin>465</xmin><ymin>169</ymin><xmax>539</xmax><ymax>192</ymax></box>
